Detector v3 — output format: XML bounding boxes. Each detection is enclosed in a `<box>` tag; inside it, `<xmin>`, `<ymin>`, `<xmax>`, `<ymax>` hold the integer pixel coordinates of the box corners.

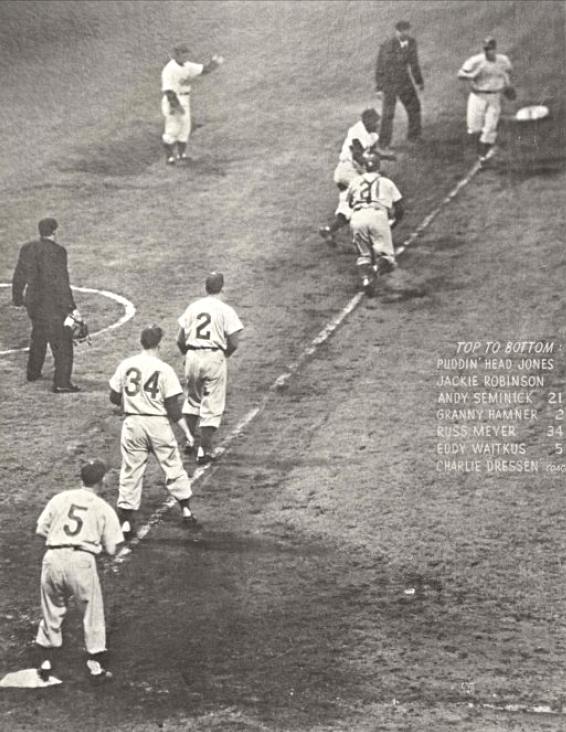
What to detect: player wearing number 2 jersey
<box><xmin>109</xmin><ymin>325</ymin><xmax>197</xmax><ymax>539</ymax></box>
<box><xmin>177</xmin><ymin>272</ymin><xmax>243</xmax><ymax>465</ymax></box>
<box><xmin>346</xmin><ymin>153</ymin><xmax>404</xmax><ymax>295</ymax></box>
<box><xmin>34</xmin><ymin>459</ymin><xmax>123</xmax><ymax>682</ymax></box>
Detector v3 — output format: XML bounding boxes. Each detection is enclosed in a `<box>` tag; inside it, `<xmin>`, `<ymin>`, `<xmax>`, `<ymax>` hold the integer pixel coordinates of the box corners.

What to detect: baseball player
<box><xmin>177</xmin><ymin>272</ymin><xmax>243</xmax><ymax>465</ymax></box>
<box><xmin>457</xmin><ymin>37</ymin><xmax>513</xmax><ymax>164</ymax></box>
<box><xmin>161</xmin><ymin>43</ymin><xmax>224</xmax><ymax>165</ymax></box>
<box><xmin>346</xmin><ymin>152</ymin><xmax>404</xmax><ymax>295</ymax></box>
<box><xmin>109</xmin><ymin>325</ymin><xmax>197</xmax><ymax>539</ymax></box>
<box><xmin>34</xmin><ymin>459</ymin><xmax>123</xmax><ymax>683</ymax></box>
<box><xmin>319</xmin><ymin>109</ymin><xmax>391</xmax><ymax>244</ymax></box>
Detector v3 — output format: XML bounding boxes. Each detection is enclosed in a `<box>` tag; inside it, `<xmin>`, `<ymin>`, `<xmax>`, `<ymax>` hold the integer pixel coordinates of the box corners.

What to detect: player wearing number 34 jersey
<box><xmin>347</xmin><ymin>153</ymin><xmax>404</xmax><ymax>294</ymax></box>
<box><xmin>109</xmin><ymin>325</ymin><xmax>197</xmax><ymax>539</ymax></box>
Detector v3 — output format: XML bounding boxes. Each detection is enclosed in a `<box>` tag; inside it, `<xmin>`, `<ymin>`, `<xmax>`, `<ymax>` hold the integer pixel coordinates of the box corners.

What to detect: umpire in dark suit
<box><xmin>12</xmin><ymin>218</ymin><xmax>80</xmax><ymax>393</ymax></box>
<box><xmin>375</xmin><ymin>20</ymin><xmax>424</xmax><ymax>151</ymax></box>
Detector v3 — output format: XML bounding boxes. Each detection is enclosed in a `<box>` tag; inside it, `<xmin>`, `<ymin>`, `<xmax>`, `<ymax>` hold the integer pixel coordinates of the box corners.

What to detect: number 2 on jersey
<box><xmin>124</xmin><ymin>368</ymin><xmax>161</xmax><ymax>398</ymax></box>
<box><xmin>196</xmin><ymin>312</ymin><xmax>211</xmax><ymax>340</ymax></box>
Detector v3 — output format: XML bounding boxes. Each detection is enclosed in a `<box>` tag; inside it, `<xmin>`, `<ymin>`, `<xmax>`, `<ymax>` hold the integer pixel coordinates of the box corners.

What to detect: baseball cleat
<box><xmin>37</xmin><ymin>660</ymin><xmax>53</xmax><ymax>683</ymax></box>
<box><xmin>52</xmin><ymin>383</ymin><xmax>81</xmax><ymax>394</ymax></box>
<box><xmin>120</xmin><ymin>520</ymin><xmax>135</xmax><ymax>541</ymax></box>
<box><xmin>166</xmin><ymin>156</ymin><xmax>176</xmax><ymax>165</ymax></box>
<box><xmin>86</xmin><ymin>660</ymin><xmax>112</xmax><ymax>682</ymax></box>
<box><xmin>182</xmin><ymin>514</ymin><xmax>201</xmax><ymax>531</ymax></box>
<box><xmin>196</xmin><ymin>447</ymin><xmax>214</xmax><ymax>465</ymax></box>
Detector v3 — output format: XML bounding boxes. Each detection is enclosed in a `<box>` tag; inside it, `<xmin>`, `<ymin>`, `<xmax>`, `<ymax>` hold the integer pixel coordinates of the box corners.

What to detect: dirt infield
<box><xmin>0</xmin><ymin>1</ymin><xmax>565</xmax><ymax>730</ymax></box>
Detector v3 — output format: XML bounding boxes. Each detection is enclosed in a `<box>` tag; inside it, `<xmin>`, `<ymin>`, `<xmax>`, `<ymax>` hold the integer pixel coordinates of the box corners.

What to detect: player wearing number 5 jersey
<box><xmin>346</xmin><ymin>153</ymin><xmax>404</xmax><ymax>295</ymax></box>
<box><xmin>34</xmin><ymin>460</ymin><xmax>123</xmax><ymax>682</ymax></box>
<box><xmin>109</xmin><ymin>325</ymin><xmax>197</xmax><ymax>539</ymax></box>
<box><xmin>177</xmin><ymin>272</ymin><xmax>243</xmax><ymax>465</ymax></box>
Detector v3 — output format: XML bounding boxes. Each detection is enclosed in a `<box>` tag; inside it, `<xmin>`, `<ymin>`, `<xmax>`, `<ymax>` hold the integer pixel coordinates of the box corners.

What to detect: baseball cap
<box><xmin>81</xmin><ymin>459</ymin><xmax>107</xmax><ymax>487</ymax></box>
<box><xmin>205</xmin><ymin>271</ymin><xmax>224</xmax><ymax>294</ymax></box>
<box><xmin>483</xmin><ymin>36</ymin><xmax>497</xmax><ymax>49</ymax></box>
<box><xmin>140</xmin><ymin>324</ymin><xmax>164</xmax><ymax>349</ymax></box>
<box><xmin>395</xmin><ymin>20</ymin><xmax>411</xmax><ymax>31</ymax></box>
<box><xmin>361</xmin><ymin>108</ymin><xmax>380</xmax><ymax>123</ymax></box>
<box><xmin>172</xmin><ymin>43</ymin><xmax>190</xmax><ymax>55</ymax></box>
<box><xmin>38</xmin><ymin>218</ymin><xmax>58</xmax><ymax>237</ymax></box>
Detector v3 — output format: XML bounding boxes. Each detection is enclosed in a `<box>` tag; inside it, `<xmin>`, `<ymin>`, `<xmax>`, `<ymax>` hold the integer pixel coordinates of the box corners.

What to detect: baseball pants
<box><xmin>117</xmin><ymin>416</ymin><xmax>192</xmax><ymax>511</ymax></box>
<box><xmin>36</xmin><ymin>548</ymin><xmax>106</xmax><ymax>654</ymax></box>
<box><xmin>467</xmin><ymin>91</ymin><xmax>502</xmax><ymax>145</ymax></box>
<box><xmin>350</xmin><ymin>207</ymin><xmax>395</xmax><ymax>268</ymax></box>
<box><xmin>333</xmin><ymin>160</ymin><xmax>363</xmax><ymax>219</ymax></box>
<box><xmin>27</xmin><ymin>314</ymin><xmax>73</xmax><ymax>386</ymax></box>
<box><xmin>161</xmin><ymin>94</ymin><xmax>192</xmax><ymax>144</ymax></box>
<box><xmin>182</xmin><ymin>350</ymin><xmax>227</xmax><ymax>429</ymax></box>
<box><xmin>379</xmin><ymin>83</ymin><xmax>422</xmax><ymax>148</ymax></box>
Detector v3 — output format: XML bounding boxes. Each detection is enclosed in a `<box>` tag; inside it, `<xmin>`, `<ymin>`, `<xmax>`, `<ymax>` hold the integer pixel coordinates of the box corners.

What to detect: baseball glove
<box><xmin>65</xmin><ymin>312</ymin><xmax>90</xmax><ymax>344</ymax></box>
<box><xmin>503</xmin><ymin>86</ymin><xmax>517</xmax><ymax>101</ymax></box>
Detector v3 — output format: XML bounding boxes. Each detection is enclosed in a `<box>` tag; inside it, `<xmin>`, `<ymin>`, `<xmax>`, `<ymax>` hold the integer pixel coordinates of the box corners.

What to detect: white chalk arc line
<box><xmin>0</xmin><ymin>283</ymin><xmax>136</xmax><ymax>356</ymax></box>
<box><xmin>111</xmin><ymin>158</ymin><xmax>482</xmax><ymax>568</ymax></box>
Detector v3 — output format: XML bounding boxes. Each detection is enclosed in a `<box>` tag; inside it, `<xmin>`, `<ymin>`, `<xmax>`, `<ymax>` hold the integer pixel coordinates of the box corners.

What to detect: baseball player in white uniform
<box><xmin>177</xmin><ymin>272</ymin><xmax>243</xmax><ymax>465</ymax></box>
<box><xmin>346</xmin><ymin>152</ymin><xmax>404</xmax><ymax>295</ymax></box>
<box><xmin>319</xmin><ymin>109</ymin><xmax>384</xmax><ymax>243</ymax></box>
<box><xmin>34</xmin><ymin>459</ymin><xmax>123</xmax><ymax>682</ymax></box>
<box><xmin>161</xmin><ymin>43</ymin><xmax>224</xmax><ymax>165</ymax></box>
<box><xmin>109</xmin><ymin>325</ymin><xmax>197</xmax><ymax>539</ymax></box>
<box><xmin>458</xmin><ymin>37</ymin><xmax>512</xmax><ymax>163</ymax></box>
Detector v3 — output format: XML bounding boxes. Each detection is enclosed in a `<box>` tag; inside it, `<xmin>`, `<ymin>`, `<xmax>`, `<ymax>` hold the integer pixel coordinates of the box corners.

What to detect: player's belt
<box><xmin>124</xmin><ymin>413</ymin><xmax>167</xmax><ymax>417</ymax></box>
<box><xmin>472</xmin><ymin>88</ymin><xmax>501</xmax><ymax>94</ymax></box>
<box><xmin>47</xmin><ymin>545</ymin><xmax>96</xmax><ymax>555</ymax></box>
<box><xmin>178</xmin><ymin>91</ymin><xmax>191</xmax><ymax>95</ymax></box>
<box><xmin>186</xmin><ymin>346</ymin><xmax>222</xmax><ymax>351</ymax></box>
<box><xmin>352</xmin><ymin>204</ymin><xmax>387</xmax><ymax>212</ymax></box>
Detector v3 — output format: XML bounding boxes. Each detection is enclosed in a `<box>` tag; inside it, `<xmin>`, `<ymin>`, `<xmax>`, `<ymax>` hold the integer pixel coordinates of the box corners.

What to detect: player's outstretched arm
<box><xmin>202</xmin><ymin>54</ymin><xmax>225</xmax><ymax>74</ymax></box>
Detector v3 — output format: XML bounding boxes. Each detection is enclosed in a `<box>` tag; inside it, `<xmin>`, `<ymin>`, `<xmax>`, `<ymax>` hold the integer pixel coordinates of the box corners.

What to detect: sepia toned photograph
<box><xmin>0</xmin><ymin>1</ymin><xmax>564</xmax><ymax>729</ymax></box>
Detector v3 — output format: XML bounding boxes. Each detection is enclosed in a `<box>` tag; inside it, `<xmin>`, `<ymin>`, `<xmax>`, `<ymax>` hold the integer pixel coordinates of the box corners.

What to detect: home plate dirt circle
<box><xmin>0</xmin><ymin>283</ymin><xmax>136</xmax><ymax>356</ymax></box>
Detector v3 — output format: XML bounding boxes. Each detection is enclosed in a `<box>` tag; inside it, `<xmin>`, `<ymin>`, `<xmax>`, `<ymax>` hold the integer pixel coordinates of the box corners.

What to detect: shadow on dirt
<box><xmin>56</xmin><ymin>122</ymin><xmax>160</xmax><ymax>177</ymax></box>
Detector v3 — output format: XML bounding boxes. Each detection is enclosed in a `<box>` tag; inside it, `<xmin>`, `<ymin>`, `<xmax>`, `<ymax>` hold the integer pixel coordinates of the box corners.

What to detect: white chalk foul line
<box><xmin>111</xmin><ymin>158</ymin><xmax>482</xmax><ymax>569</ymax></box>
<box><xmin>0</xmin><ymin>283</ymin><xmax>136</xmax><ymax>356</ymax></box>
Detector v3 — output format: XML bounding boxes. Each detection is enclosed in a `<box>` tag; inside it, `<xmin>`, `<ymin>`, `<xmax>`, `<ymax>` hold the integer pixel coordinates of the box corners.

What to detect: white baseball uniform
<box><xmin>347</xmin><ymin>171</ymin><xmax>402</xmax><ymax>267</ymax></box>
<box><xmin>161</xmin><ymin>57</ymin><xmax>205</xmax><ymax>145</ymax></box>
<box><xmin>178</xmin><ymin>295</ymin><xmax>243</xmax><ymax>429</ymax></box>
<box><xmin>458</xmin><ymin>52</ymin><xmax>512</xmax><ymax>144</ymax></box>
<box><xmin>333</xmin><ymin>120</ymin><xmax>380</xmax><ymax>219</ymax></box>
<box><xmin>109</xmin><ymin>351</ymin><xmax>192</xmax><ymax>511</ymax></box>
<box><xmin>35</xmin><ymin>487</ymin><xmax>123</xmax><ymax>654</ymax></box>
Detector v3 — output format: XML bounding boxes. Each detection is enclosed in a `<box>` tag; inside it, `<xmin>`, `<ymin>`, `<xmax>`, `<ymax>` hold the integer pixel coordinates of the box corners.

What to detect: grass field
<box><xmin>0</xmin><ymin>1</ymin><xmax>565</xmax><ymax>730</ymax></box>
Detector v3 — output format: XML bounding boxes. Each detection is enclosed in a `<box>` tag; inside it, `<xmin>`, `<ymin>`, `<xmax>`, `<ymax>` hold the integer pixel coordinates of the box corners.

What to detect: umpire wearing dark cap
<box><xmin>12</xmin><ymin>218</ymin><xmax>80</xmax><ymax>393</ymax></box>
<box><xmin>374</xmin><ymin>20</ymin><xmax>424</xmax><ymax>152</ymax></box>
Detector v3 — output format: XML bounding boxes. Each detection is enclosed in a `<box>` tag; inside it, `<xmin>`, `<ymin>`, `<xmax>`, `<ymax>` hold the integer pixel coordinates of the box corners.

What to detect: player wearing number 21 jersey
<box><xmin>346</xmin><ymin>154</ymin><xmax>404</xmax><ymax>293</ymax></box>
<box><xmin>109</xmin><ymin>325</ymin><xmax>197</xmax><ymax>539</ymax></box>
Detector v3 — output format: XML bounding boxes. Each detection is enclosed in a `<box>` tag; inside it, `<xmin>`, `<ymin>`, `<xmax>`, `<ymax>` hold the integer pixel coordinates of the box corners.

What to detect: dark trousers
<box><xmin>27</xmin><ymin>315</ymin><xmax>73</xmax><ymax>387</ymax></box>
<box><xmin>379</xmin><ymin>83</ymin><xmax>421</xmax><ymax>147</ymax></box>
